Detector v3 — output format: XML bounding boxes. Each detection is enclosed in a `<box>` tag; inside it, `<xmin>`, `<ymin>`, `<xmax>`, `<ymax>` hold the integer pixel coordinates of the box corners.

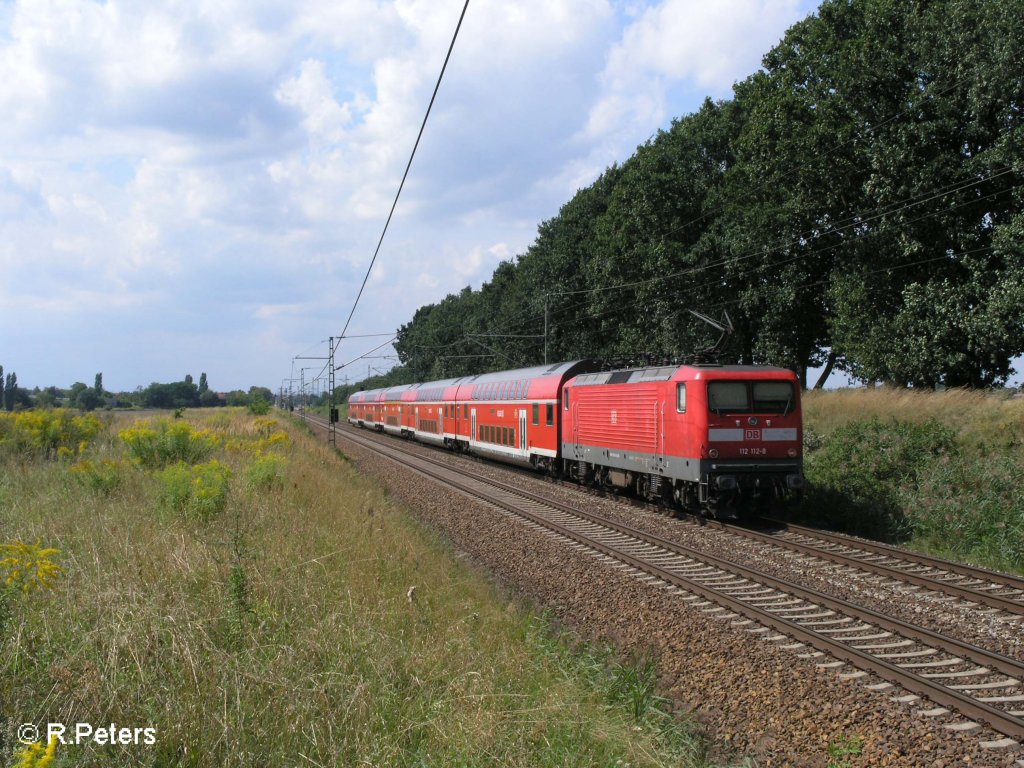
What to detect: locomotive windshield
<box><xmin>707</xmin><ymin>380</ymin><xmax>794</xmax><ymax>415</ymax></box>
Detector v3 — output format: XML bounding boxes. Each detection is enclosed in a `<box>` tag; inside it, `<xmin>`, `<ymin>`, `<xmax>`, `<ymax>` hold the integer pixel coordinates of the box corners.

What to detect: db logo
<box><xmin>744</xmin><ymin>429</ymin><xmax>762</xmax><ymax>440</ymax></box>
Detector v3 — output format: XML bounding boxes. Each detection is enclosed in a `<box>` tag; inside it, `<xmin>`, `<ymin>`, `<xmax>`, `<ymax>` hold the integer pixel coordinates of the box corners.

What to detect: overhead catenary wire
<box><xmin>333</xmin><ymin>0</ymin><xmax>470</xmax><ymax>355</ymax></box>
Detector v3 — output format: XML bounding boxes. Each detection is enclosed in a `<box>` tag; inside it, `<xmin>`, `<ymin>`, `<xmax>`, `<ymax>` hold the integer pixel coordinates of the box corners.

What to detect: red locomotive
<box><xmin>349</xmin><ymin>360</ymin><xmax>803</xmax><ymax>517</ymax></box>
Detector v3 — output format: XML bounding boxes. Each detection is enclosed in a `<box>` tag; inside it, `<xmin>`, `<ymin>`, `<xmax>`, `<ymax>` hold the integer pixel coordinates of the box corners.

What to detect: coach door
<box><xmin>519</xmin><ymin>410</ymin><xmax>527</xmax><ymax>452</ymax></box>
<box><xmin>471</xmin><ymin>408</ymin><xmax>477</xmax><ymax>444</ymax></box>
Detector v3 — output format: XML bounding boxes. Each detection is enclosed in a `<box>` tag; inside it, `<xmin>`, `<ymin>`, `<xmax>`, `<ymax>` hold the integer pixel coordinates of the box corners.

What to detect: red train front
<box><xmin>561</xmin><ymin>364</ymin><xmax>803</xmax><ymax>517</ymax></box>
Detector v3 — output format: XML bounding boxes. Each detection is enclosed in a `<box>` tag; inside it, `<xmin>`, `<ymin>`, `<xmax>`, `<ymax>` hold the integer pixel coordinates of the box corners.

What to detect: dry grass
<box><xmin>803</xmin><ymin>387</ymin><xmax>1024</xmax><ymax>451</ymax></box>
<box><xmin>1</xmin><ymin>409</ymin><xmax>717</xmax><ymax>767</ymax></box>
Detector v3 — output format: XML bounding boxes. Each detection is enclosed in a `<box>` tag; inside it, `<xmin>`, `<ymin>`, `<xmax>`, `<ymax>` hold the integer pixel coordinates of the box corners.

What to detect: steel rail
<box><xmin>708</xmin><ymin>521</ymin><xmax>1024</xmax><ymax>616</ymax></box>
<box><xmin>761</xmin><ymin>519</ymin><xmax>1024</xmax><ymax>592</ymax></box>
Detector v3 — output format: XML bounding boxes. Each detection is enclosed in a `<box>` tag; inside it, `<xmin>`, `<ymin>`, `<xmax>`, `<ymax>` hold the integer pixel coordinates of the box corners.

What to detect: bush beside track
<box><xmin>792</xmin><ymin>388</ymin><xmax>1024</xmax><ymax>574</ymax></box>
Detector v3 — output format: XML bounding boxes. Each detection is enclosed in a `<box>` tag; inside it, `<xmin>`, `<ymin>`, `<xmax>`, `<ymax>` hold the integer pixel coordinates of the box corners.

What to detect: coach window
<box><xmin>676</xmin><ymin>383</ymin><xmax>687</xmax><ymax>413</ymax></box>
<box><xmin>546</xmin><ymin>403</ymin><xmax>554</xmax><ymax>426</ymax></box>
<box><xmin>532</xmin><ymin>403</ymin><xmax>539</xmax><ymax>425</ymax></box>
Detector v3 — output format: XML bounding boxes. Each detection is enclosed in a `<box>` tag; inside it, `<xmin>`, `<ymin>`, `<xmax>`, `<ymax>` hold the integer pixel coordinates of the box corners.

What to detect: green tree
<box><xmin>824</xmin><ymin>0</ymin><xmax>1024</xmax><ymax>386</ymax></box>
<box><xmin>94</xmin><ymin>372</ymin><xmax>103</xmax><ymax>395</ymax></box>
<box><xmin>143</xmin><ymin>380</ymin><xmax>200</xmax><ymax>409</ymax></box>
<box><xmin>68</xmin><ymin>382</ymin><xmax>88</xmax><ymax>407</ymax></box>
<box><xmin>76</xmin><ymin>388</ymin><xmax>101</xmax><ymax>412</ymax></box>
<box><xmin>199</xmin><ymin>389</ymin><xmax>220</xmax><ymax>407</ymax></box>
<box><xmin>4</xmin><ymin>372</ymin><xmax>18</xmax><ymax>412</ymax></box>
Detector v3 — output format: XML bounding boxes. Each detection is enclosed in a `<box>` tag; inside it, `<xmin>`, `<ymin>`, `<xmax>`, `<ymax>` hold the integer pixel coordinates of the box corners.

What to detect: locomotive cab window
<box><xmin>563</xmin><ymin>390</ymin><xmax>570</xmax><ymax>410</ymax></box>
<box><xmin>676</xmin><ymin>383</ymin><xmax>687</xmax><ymax>413</ymax></box>
<box><xmin>707</xmin><ymin>380</ymin><xmax>795</xmax><ymax>415</ymax></box>
<box><xmin>707</xmin><ymin>382</ymin><xmax>749</xmax><ymax>414</ymax></box>
<box><xmin>753</xmin><ymin>381</ymin><xmax>795</xmax><ymax>414</ymax></box>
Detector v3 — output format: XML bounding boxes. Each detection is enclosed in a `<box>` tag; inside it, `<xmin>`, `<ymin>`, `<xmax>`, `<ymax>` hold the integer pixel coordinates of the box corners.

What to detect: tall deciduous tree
<box><xmin>4</xmin><ymin>372</ymin><xmax>17</xmax><ymax>411</ymax></box>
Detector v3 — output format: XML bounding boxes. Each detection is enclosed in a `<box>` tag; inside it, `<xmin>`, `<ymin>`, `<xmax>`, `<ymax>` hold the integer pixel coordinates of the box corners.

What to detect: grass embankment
<box><xmin>797</xmin><ymin>388</ymin><xmax>1024</xmax><ymax>574</ymax></box>
<box><xmin>1</xmin><ymin>409</ymin><xmax>717</xmax><ymax>767</ymax></box>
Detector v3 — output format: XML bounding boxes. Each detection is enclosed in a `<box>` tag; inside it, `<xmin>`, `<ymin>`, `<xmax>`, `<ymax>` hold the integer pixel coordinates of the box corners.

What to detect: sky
<box><xmin>1</xmin><ymin>0</ymin><xmax>885</xmax><ymax>395</ymax></box>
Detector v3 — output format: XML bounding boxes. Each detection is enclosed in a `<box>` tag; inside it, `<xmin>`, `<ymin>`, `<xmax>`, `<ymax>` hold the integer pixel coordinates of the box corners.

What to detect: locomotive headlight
<box><xmin>708</xmin><ymin>448</ymin><xmax>719</xmax><ymax>459</ymax></box>
<box><xmin>787</xmin><ymin>448</ymin><xmax>798</xmax><ymax>458</ymax></box>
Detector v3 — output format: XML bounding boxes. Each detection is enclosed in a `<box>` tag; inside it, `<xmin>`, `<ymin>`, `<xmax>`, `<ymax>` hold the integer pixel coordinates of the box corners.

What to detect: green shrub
<box><xmin>0</xmin><ymin>411</ymin><xmax>104</xmax><ymax>458</ymax></box>
<box><xmin>157</xmin><ymin>460</ymin><xmax>232</xmax><ymax>521</ymax></box>
<box><xmin>248</xmin><ymin>396</ymin><xmax>271</xmax><ymax>416</ymax></box>
<box><xmin>120</xmin><ymin>420</ymin><xmax>220</xmax><ymax>469</ymax></box>
<box><xmin>247</xmin><ymin>453</ymin><xmax>287</xmax><ymax>492</ymax></box>
<box><xmin>798</xmin><ymin>418</ymin><xmax>957</xmax><ymax>540</ymax></box>
<box><xmin>912</xmin><ymin>455</ymin><xmax>1024</xmax><ymax>570</ymax></box>
<box><xmin>69</xmin><ymin>458</ymin><xmax>127</xmax><ymax>495</ymax></box>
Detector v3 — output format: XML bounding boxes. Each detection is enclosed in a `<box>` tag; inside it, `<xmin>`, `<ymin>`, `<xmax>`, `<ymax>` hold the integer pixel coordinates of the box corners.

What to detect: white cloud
<box><xmin>276</xmin><ymin>59</ymin><xmax>358</xmax><ymax>145</ymax></box>
<box><xmin>585</xmin><ymin>0</ymin><xmax>804</xmax><ymax>144</ymax></box>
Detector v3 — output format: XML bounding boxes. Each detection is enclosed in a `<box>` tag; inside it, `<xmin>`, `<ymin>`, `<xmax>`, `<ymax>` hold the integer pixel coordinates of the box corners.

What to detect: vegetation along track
<box><xmin>304</xmin><ymin>415</ymin><xmax>1024</xmax><ymax>747</ymax></box>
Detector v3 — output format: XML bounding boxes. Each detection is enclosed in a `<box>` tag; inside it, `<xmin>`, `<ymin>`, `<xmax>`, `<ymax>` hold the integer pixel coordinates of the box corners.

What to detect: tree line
<box><xmin>386</xmin><ymin>0</ymin><xmax>1022</xmax><ymax>390</ymax></box>
<box><xmin>0</xmin><ymin>364</ymin><xmax>274</xmax><ymax>412</ymax></box>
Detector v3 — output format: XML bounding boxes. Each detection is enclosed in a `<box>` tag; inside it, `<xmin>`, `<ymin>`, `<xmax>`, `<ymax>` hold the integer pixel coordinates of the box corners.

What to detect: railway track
<box><xmin>752</xmin><ymin>521</ymin><xmax>1024</xmax><ymax>614</ymax></box>
<box><xmin>328</xmin><ymin>415</ymin><xmax>1024</xmax><ymax>620</ymax></box>
<box><xmin>302</xmin><ymin>415</ymin><xmax>1024</xmax><ymax>746</ymax></box>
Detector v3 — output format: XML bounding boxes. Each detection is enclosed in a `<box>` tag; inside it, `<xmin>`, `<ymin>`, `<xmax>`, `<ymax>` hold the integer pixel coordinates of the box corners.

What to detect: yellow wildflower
<box><xmin>0</xmin><ymin>541</ymin><xmax>64</xmax><ymax>592</ymax></box>
<box><xmin>12</xmin><ymin>735</ymin><xmax>57</xmax><ymax>768</ymax></box>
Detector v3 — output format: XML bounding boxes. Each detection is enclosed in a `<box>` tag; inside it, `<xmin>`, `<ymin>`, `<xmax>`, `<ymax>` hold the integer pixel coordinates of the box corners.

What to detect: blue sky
<box><xmin>2</xmin><ymin>0</ymin><xmax>935</xmax><ymax>394</ymax></box>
